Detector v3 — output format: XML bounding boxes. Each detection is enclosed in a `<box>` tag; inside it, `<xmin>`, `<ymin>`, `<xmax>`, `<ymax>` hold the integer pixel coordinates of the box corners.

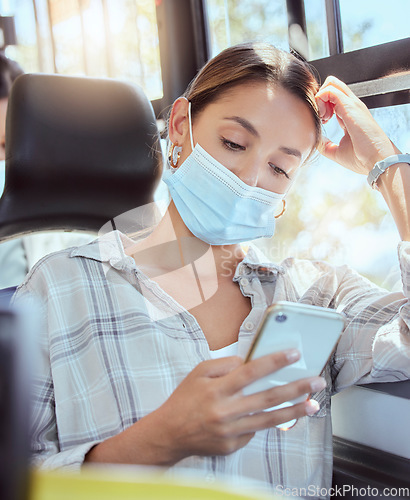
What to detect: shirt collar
<box><xmin>233</xmin><ymin>244</ymin><xmax>285</xmax><ymax>281</ymax></box>
<box><xmin>70</xmin><ymin>230</ymin><xmax>137</xmax><ymax>272</ymax></box>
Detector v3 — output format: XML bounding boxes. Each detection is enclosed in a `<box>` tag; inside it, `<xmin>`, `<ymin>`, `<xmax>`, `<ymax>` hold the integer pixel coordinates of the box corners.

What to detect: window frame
<box><xmin>154</xmin><ymin>0</ymin><xmax>409</xmax><ymax>114</ymax></box>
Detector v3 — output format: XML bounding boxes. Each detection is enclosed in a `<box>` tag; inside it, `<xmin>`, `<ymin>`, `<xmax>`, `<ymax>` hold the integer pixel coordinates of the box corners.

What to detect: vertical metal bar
<box><xmin>285</xmin><ymin>0</ymin><xmax>309</xmax><ymax>60</ymax></box>
<box><xmin>31</xmin><ymin>0</ymin><xmax>44</xmax><ymax>71</ymax></box>
<box><xmin>190</xmin><ymin>0</ymin><xmax>211</xmax><ymax>68</ymax></box>
<box><xmin>78</xmin><ymin>0</ymin><xmax>89</xmax><ymax>74</ymax></box>
<box><xmin>156</xmin><ymin>0</ymin><xmax>209</xmax><ymax>115</ymax></box>
<box><xmin>45</xmin><ymin>0</ymin><xmax>57</xmax><ymax>72</ymax></box>
<box><xmin>325</xmin><ymin>0</ymin><xmax>343</xmax><ymax>55</ymax></box>
<box><xmin>101</xmin><ymin>0</ymin><xmax>114</xmax><ymax>77</ymax></box>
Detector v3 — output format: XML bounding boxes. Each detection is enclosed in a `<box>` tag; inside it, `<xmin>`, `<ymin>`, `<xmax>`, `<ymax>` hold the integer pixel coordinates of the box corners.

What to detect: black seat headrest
<box><xmin>0</xmin><ymin>73</ymin><xmax>162</xmax><ymax>241</ymax></box>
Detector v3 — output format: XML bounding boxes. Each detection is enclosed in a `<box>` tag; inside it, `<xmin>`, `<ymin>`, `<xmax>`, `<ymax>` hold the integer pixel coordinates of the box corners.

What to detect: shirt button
<box><xmin>240</xmin><ymin>277</ymin><xmax>249</xmax><ymax>287</ymax></box>
<box><xmin>240</xmin><ymin>264</ymin><xmax>251</xmax><ymax>275</ymax></box>
<box><xmin>245</xmin><ymin>321</ymin><xmax>254</xmax><ymax>331</ymax></box>
<box><xmin>205</xmin><ymin>473</ymin><xmax>215</xmax><ymax>483</ymax></box>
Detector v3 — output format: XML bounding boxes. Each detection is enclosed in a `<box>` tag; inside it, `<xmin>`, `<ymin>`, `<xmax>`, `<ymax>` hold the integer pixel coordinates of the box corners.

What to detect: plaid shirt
<box><xmin>14</xmin><ymin>231</ymin><xmax>410</xmax><ymax>499</ymax></box>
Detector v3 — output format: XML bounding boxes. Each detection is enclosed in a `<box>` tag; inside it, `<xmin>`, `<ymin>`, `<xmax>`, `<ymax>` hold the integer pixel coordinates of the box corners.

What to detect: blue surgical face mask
<box><xmin>163</xmin><ymin>102</ymin><xmax>284</xmax><ymax>245</ymax></box>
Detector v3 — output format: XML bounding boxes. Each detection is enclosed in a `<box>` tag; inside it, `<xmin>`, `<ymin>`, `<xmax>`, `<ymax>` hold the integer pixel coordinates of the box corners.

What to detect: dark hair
<box><xmin>183</xmin><ymin>42</ymin><xmax>321</xmax><ymax>155</ymax></box>
<box><xmin>0</xmin><ymin>54</ymin><xmax>24</xmax><ymax>99</ymax></box>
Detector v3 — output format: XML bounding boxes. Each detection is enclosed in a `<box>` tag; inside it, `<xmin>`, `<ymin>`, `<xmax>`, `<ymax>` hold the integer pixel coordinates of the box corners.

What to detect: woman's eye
<box><xmin>269</xmin><ymin>163</ymin><xmax>290</xmax><ymax>179</ymax></box>
<box><xmin>221</xmin><ymin>138</ymin><xmax>245</xmax><ymax>151</ymax></box>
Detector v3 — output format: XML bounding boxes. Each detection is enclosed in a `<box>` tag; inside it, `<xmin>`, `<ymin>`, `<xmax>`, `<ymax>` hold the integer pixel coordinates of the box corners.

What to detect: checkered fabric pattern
<box><xmin>14</xmin><ymin>231</ymin><xmax>410</xmax><ymax>499</ymax></box>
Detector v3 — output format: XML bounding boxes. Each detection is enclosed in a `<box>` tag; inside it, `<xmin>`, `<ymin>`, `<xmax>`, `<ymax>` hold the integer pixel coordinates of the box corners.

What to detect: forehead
<box><xmin>198</xmin><ymin>81</ymin><xmax>318</xmax><ymax>157</ymax></box>
<box><xmin>207</xmin><ymin>81</ymin><xmax>308</xmax><ymax>116</ymax></box>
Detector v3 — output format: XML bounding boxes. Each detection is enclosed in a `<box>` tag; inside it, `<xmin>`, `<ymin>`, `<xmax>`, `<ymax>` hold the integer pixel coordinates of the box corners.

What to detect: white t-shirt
<box><xmin>209</xmin><ymin>342</ymin><xmax>239</xmax><ymax>359</ymax></box>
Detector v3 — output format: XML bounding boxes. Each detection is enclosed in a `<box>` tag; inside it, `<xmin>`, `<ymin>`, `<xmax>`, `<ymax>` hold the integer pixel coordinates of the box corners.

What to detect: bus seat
<box><xmin>0</xmin><ymin>73</ymin><xmax>162</xmax><ymax>243</ymax></box>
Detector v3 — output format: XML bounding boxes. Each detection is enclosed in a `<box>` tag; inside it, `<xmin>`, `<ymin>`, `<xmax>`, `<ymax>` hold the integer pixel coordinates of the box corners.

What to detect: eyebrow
<box><xmin>223</xmin><ymin>116</ymin><xmax>302</xmax><ymax>159</ymax></box>
<box><xmin>224</xmin><ymin>116</ymin><xmax>259</xmax><ymax>137</ymax></box>
<box><xmin>279</xmin><ymin>146</ymin><xmax>302</xmax><ymax>159</ymax></box>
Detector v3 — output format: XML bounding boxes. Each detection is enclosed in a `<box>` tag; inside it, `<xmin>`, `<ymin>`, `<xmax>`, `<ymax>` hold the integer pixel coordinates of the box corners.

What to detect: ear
<box><xmin>168</xmin><ymin>97</ymin><xmax>190</xmax><ymax>145</ymax></box>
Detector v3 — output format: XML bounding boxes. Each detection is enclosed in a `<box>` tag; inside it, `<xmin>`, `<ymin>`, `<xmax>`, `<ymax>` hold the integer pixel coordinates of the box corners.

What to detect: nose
<box><xmin>232</xmin><ymin>160</ymin><xmax>260</xmax><ymax>187</ymax></box>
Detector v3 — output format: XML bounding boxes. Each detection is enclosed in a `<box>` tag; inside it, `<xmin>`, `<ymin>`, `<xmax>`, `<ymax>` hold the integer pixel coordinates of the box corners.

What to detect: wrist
<box><xmin>127</xmin><ymin>409</ymin><xmax>185</xmax><ymax>466</ymax></box>
<box><xmin>85</xmin><ymin>411</ymin><xmax>183</xmax><ymax>467</ymax></box>
<box><xmin>366</xmin><ymin>144</ymin><xmax>402</xmax><ymax>173</ymax></box>
<box><xmin>144</xmin><ymin>408</ymin><xmax>187</xmax><ymax>466</ymax></box>
<box><xmin>367</xmin><ymin>153</ymin><xmax>410</xmax><ymax>190</ymax></box>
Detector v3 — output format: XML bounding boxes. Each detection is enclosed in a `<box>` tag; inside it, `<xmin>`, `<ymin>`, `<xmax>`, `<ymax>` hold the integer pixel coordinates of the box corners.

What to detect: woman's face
<box><xmin>171</xmin><ymin>82</ymin><xmax>317</xmax><ymax>194</ymax></box>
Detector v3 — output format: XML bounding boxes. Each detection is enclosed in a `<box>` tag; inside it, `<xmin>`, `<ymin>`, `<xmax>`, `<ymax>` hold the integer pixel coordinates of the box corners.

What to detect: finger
<box><xmin>336</xmin><ymin>114</ymin><xmax>346</xmax><ymax>131</ymax></box>
<box><xmin>315</xmin><ymin>85</ymin><xmax>346</xmax><ymax>107</ymax></box>
<box><xmin>315</xmin><ymin>87</ymin><xmax>356</xmax><ymax>136</ymax></box>
<box><xmin>223</xmin><ymin>349</ymin><xmax>301</xmax><ymax>395</ymax></box>
<box><xmin>231</xmin><ymin>376</ymin><xmax>326</xmax><ymax>417</ymax></box>
<box><xmin>318</xmin><ymin>76</ymin><xmax>356</xmax><ymax>99</ymax></box>
<box><xmin>316</xmin><ymin>77</ymin><xmax>347</xmax><ymax>122</ymax></box>
<box><xmin>318</xmin><ymin>137</ymin><xmax>340</xmax><ymax>162</ymax></box>
<box><xmin>232</xmin><ymin>398</ymin><xmax>320</xmax><ymax>435</ymax></box>
<box><xmin>316</xmin><ymin>85</ymin><xmax>369</xmax><ymax>128</ymax></box>
<box><xmin>316</xmin><ymin>96</ymin><xmax>334</xmax><ymax>123</ymax></box>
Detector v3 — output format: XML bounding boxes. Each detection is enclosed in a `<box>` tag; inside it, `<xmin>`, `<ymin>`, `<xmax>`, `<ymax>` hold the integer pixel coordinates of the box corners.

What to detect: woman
<box><xmin>18</xmin><ymin>43</ymin><xmax>409</xmax><ymax>497</ymax></box>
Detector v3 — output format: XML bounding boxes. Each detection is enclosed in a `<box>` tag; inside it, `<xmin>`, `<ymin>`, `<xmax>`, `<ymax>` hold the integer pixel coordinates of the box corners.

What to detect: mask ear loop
<box><xmin>188</xmin><ymin>101</ymin><xmax>195</xmax><ymax>151</ymax></box>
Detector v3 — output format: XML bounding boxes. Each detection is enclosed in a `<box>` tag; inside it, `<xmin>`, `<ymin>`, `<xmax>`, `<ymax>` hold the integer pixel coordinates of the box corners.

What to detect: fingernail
<box><xmin>310</xmin><ymin>377</ymin><xmax>327</xmax><ymax>393</ymax></box>
<box><xmin>305</xmin><ymin>400</ymin><xmax>320</xmax><ymax>416</ymax></box>
<box><xmin>316</xmin><ymin>99</ymin><xmax>326</xmax><ymax>118</ymax></box>
<box><xmin>285</xmin><ymin>349</ymin><xmax>300</xmax><ymax>363</ymax></box>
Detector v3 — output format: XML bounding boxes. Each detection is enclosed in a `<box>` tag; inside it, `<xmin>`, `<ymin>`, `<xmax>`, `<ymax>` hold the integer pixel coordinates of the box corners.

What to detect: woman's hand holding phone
<box><xmin>86</xmin><ymin>347</ymin><xmax>324</xmax><ymax>466</ymax></box>
<box><xmin>143</xmin><ymin>350</ymin><xmax>325</xmax><ymax>464</ymax></box>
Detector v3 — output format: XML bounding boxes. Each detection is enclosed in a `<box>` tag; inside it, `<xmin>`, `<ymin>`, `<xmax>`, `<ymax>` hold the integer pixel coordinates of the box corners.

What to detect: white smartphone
<box><xmin>243</xmin><ymin>301</ymin><xmax>345</xmax><ymax>428</ymax></box>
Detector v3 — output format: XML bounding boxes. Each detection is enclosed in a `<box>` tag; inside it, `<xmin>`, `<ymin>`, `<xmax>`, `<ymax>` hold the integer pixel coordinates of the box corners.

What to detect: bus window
<box><xmin>2</xmin><ymin>0</ymin><xmax>162</xmax><ymax>101</ymax></box>
<box><xmin>206</xmin><ymin>0</ymin><xmax>289</xmax><ymax>55</ymax></box>
<box><xmin>339</xmin><ymin>0</ymin><xmax>410</xmax><ymax>52</ymax></box>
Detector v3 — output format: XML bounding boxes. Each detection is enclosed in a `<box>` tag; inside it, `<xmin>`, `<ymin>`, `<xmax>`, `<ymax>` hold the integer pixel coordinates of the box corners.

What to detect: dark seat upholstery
<box><xmin>0</xmin><ymin>73</ymin><xmax>162</xmax><ymax>242</ymax></box>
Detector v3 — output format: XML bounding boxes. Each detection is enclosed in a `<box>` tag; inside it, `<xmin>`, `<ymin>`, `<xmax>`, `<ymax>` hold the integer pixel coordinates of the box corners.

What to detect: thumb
<box><xmin>318</xmin><ymin>136</ymin><xmax>339</xmax><ymax>162</ymax></box>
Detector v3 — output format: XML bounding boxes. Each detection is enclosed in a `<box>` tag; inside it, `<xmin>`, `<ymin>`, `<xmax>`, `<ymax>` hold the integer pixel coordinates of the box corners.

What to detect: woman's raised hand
<box><xmin>315</xmin><ymin>76</ymin><xmax>401</xmax><ymax>174</ymax></box>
